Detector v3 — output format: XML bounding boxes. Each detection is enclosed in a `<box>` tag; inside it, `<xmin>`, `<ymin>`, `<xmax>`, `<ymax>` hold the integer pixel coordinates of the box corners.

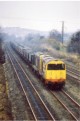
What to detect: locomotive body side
<box><xmin>32</xmin><ymin>52</ymin><xmax>43</xmax><ymax>72</ymax></box>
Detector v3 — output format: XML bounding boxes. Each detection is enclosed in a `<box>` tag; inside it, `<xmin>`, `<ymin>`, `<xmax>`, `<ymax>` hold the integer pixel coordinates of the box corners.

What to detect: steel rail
<box><xmin>12</xmin><ymin>49</ymin><xmax>79</xmax><ymax>121</ymax></box>
<box><xmin>67</xmin><ymin>73</ymin><xmax>80</xmax><ymax>83</ymax></box>
<box><xmin>7</xmin><ymin>49</ymin><xmax>56</xmax><ymax>121</ymax></box>
<box><xmin>11</xmin><ymin>50</ymin><xmax>56</xmax><ymax>121</ymax></box>
<box><xmin>67</xmin><ymin>69</ymin><xmax>80</xmax><ymax>79</ymax></box>
<box><xmin>7</xmin><ymin>52</ymin><xmax>37</xmax><ymax>121</ymax></box>
<box><xmin>9</xmin><ymin>44</ymin><xmax>79</xmax><ymax>121</ymax></box>
<box><xmin>62</xmin><ymin>90</ymin><xmax>80</xmax><ymax>108</ymax></box>
<box><xmin>66</xmin><ymin>62</ymin><xmax>79</xmax><ymax>71</ymax></box>
<box><xmin>9</xmin><ymin>45</ymin><xmax>80</xmax><ymax>108</ymax></box>
<box><xmin>50</xmin><ymin>91</ymin><xmax>79</xmax><ymax>121</ymax></box>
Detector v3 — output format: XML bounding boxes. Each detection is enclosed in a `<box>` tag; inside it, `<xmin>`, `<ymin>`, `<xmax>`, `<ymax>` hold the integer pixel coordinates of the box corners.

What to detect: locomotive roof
<box><xmin>44</xmin><ymin>59</ymin><xmax>64</xmax><ymax>64</ymax></box>
<box><xmin>41</xmin><ymin>55</ymin><xmax>64</xmax><ymax>64</ymax></box>
<box><xmin>35</xmin><ymin>52</ymin><xmax>44</xmax><ymax>56</ymax></box>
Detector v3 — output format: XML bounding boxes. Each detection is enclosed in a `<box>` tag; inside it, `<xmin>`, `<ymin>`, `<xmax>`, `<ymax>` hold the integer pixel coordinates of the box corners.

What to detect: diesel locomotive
<box><xmin>11</xmin><ymin>42</ymin><xmax>66</xmax><ymax>89</ymax></box>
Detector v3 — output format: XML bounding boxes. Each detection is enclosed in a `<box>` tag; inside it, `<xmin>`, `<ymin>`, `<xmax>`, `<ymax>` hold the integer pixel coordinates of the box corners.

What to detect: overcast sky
<box><xmin>0</xmin><ymin>1</ymin><xmax>80</xmax><ymax>32</ymax></box>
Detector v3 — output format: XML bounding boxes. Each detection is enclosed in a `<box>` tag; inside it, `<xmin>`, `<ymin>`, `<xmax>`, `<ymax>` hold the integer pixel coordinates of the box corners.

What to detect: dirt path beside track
<box><xmin>0</xmin><ymin>64</ymin><xmax>13</xmax><ymax>120</ymax></box>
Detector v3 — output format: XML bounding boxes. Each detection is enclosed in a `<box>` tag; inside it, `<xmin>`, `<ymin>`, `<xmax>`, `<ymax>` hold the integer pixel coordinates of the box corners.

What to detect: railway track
<box><xmin>50</xmin><ymin>90</ymin><xmax>80</xmax><ymax>121</ymax></box>
<box><xmin>8</xmin><ymin>45</ymin><xmax>80</xmax><ymax>120</ymax></box>
<box><xmin>7</xmin><ymin>49</ymin><xmax>55</xmax><ymax>121</ymax></box>
<box><xmin>67</xmin><ymin>67</ymin><xmax>80</xmax><ymax>76</ymax></box>
<box><xmin>66</xmin><ymin>65</ymin><xmax>80</xmax><ymax>76</ymax></box>
<box><xmin>65</xmin><ymin>61</ymin><xmax>79</xmax><ymax>71</ymax></box>
<box><xmin>67</xmin><ymin>73</ymin><xmax>80</xmax><ymax>84</ymax></box>
<box><xmin>66</xmin><ymin>64</ymin><xmax>80</xmax><ymax>83</ymax></box>
<box><xmin>67</xmin><ymin>69</ymin><xmax>80</xmax><ymax>78</ymax></box>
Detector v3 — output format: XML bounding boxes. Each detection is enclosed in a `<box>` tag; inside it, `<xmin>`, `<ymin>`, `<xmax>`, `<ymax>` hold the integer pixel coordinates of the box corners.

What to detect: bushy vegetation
<box><xmin>0</xmin><ymin>33</ymin><xmax>5</xmax><ymax>64</ymax></box>
<box><xmin>24</xmin><ymin>34</ymin><xmax>61</xmax><ymax>52</ymax></box>
<box><xmin>49</xmin><ymin>30</ymin><xmax>62</xmax><ymax>42</ymax></box>
<box><xmin>67</xmin><ymin>31</ymin><xmax>80</xmax><ymax>54</ymax></box>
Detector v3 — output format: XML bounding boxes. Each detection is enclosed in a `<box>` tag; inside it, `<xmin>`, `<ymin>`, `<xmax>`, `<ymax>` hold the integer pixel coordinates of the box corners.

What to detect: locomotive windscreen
<box><xmin>48</xmin><ymin>64</ymin><xmax>65</xmax><ymax>70</ymax></box>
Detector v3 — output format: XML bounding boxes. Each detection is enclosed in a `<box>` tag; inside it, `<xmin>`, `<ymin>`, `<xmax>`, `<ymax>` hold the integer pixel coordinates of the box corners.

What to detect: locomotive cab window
<box><xmin>48</xmin><ymin>64</ymin><xmax>65</xmax><ymax>70</ymax></box>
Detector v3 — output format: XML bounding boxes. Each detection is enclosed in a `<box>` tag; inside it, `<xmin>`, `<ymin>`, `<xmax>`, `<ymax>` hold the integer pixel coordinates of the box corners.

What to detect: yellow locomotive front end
<box><xmin>34</xmin><ymin>52</ymin><xmax>66</xmax><ymax>89</ymax></box>
<box><xmin>43</xmin><ymin>60</ymin><xmax>66</xmax><ymax>88</ymax></box>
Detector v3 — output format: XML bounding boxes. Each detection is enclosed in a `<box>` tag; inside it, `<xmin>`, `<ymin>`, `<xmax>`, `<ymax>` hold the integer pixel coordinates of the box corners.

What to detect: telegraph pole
<box><xmin>62</xmin><ymin>21</ymin><xmax>64</xmax><ymax>45</ymax></box>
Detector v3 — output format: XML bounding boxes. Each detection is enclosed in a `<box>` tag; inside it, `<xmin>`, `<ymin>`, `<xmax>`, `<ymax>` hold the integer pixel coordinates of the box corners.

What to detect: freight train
<box><xmin>11</xmin><ymin>42</ymin><xmax>66</xmax><ymax>89</ymax></box>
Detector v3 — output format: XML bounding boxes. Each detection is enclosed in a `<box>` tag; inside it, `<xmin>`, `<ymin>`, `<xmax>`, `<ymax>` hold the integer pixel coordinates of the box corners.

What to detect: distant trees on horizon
<box><xmin>67</xmin><ymin>31</ymin><xmax>80</xmax><ymax>54</ymax></box>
